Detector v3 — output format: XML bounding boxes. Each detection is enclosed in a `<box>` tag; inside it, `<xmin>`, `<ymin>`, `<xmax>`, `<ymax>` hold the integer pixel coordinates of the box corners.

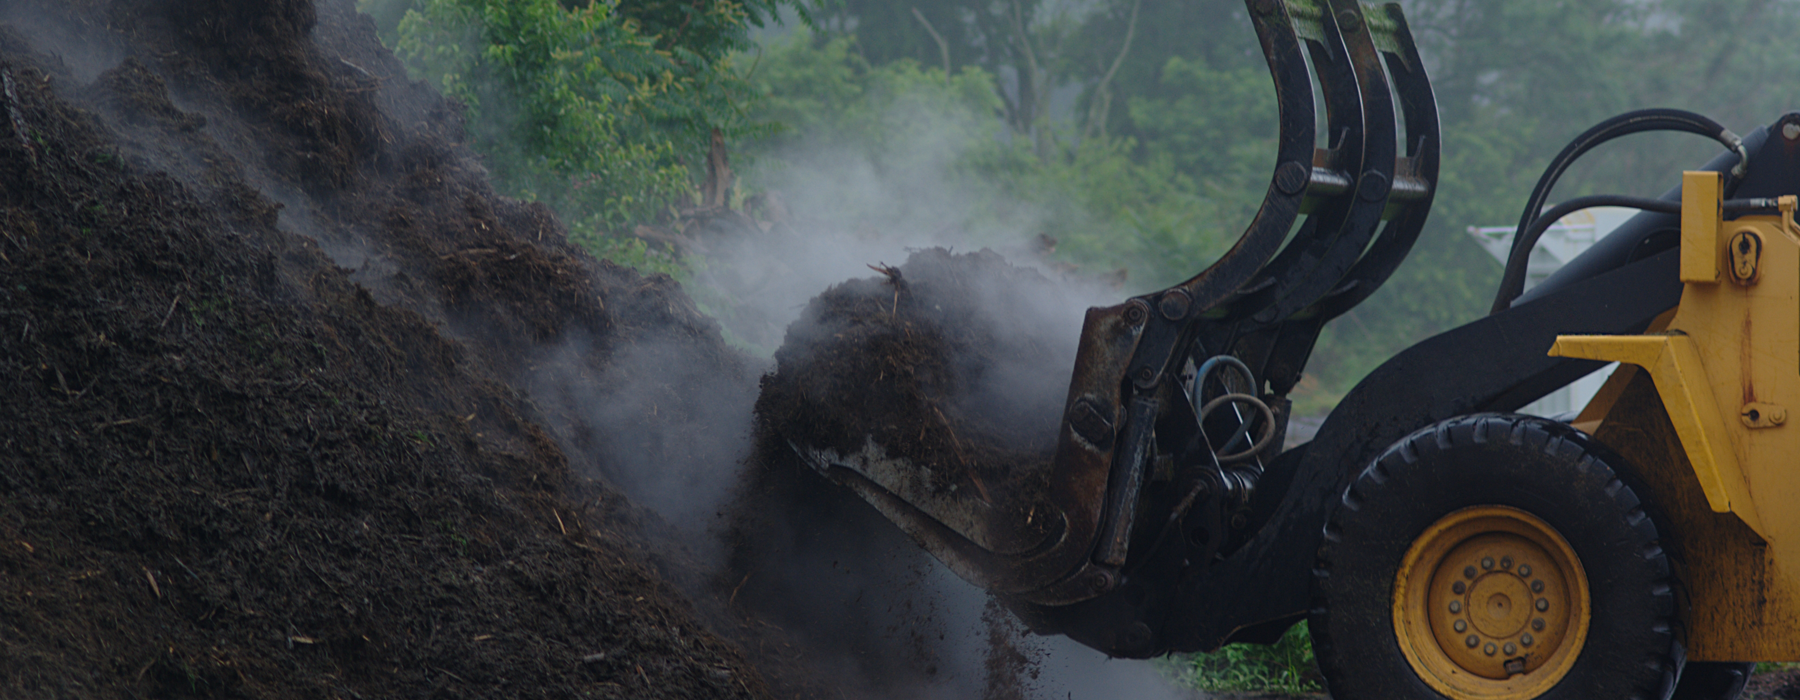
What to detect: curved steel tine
<box><xmin>1303</xmin><ymin>4</ymin><xmax>1440</xmax><ymax>321</ymax></box>
<box><xmin>1162</xmin><ymin>0</ymin><xmax>1317</xmax><ymax>312</ymax></box>
<box><xmin>1257</xmin><ymin>3</ymin><xmax>1440</xmax><ymax>395</ymax></box>
<box><xmin>1239</xmin><ymin>0</ymin><xmax>1398</xmax><ymax>326</ymax></box>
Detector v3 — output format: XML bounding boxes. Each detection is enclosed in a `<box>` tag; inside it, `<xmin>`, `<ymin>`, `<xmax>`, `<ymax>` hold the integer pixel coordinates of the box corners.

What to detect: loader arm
<box><xmin>1012</xmin><ymin>0</ymin><xmax>1442</xmax><ymax>609</ymax></box>
<box><xmin>788</xmin><ymin>0</ymin><xmax>1442</xmax><ymax>610</ymax></box>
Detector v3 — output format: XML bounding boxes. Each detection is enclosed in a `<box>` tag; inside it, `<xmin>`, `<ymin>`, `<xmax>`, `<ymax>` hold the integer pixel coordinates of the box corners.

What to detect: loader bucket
<box><xmin>788</xmin><ymin>0</ymin><xmax>1439</xmax><ymax>609</ymax></box>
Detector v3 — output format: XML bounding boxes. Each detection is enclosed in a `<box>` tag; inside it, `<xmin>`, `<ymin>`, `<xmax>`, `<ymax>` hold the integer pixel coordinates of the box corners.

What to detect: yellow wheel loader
<box><xmin>780</xmin><ymin>1</ymin><xmax>1800</xmax><ymax>697</ymax></box>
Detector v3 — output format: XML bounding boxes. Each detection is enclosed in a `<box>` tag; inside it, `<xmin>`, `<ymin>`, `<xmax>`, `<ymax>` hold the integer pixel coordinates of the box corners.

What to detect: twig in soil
<box><xmin>170</xmin><ymin>555</ymin><xmax>200</xmax><ymax>583</ymax></box>
<box><xmin>72</xmin><ymin>374</ymin><xmax>97</xmax><ymax>402</ymax></box>
<box><xmin>636</xmin><ymin>664</ymin><xmax>650</xmax><ymax>686</ymax></box>
<box><xmin>159</xmin><ymin>295</ymin><xmax>182</xmax><ymax>329</ymax></box>
<box><xmin>552</xmin><ymin>508</ymin><xmax>567</xmax><ymax>536</ymax></box>
<box><xmin>433</xmin><ymin>666</ymin><xmax>464</xmax><ymax>682</ymax></box>
<box><xmin>728</xmin><ymin>569</ymin><xmax>755</xmax><ymax>606</ymax></box>
<box><xmin>581</xmin><ymin>652</ymin><xmax>608</xmax><ymax>664</ymax></box>
<box><xmin>868</xmin><ymin>264</ymin><xmax>905</xmax><ymax>319</ymax></box>
<box><xmin>93</xmin><ymin>417</ymin><xmax>141</xmax><ymax>431</ymax></box>
<box><xmin>968</xmin><ymin>474</ymin><xmax>994</xmax><ymax>506</ymax></box>
<box><xmin>143</xmin><ymin>566</ymin><xmax>161</xmax><ymax>599</ymax></box>
<box><xmin>930</xmin><ymin>406</ymin><xmax>970</xmax><ymax>466</ymax></box>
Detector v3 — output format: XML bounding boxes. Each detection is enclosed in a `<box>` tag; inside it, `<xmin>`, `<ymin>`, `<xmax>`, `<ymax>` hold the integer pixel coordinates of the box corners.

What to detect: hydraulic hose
<box><xmin>1491</xmin><ymin>195</ymin><xmax>1680</xmax><ymax>314</ymax></box>
<box><xmin>1491</xmin><ymin>194</ymin><xmax>1787</xmax><ymax>313</ymax></box>
<box><xmin>1492</xmin><ymin>109</ymin><xmax>1750</xmax><ymax>314</ymax></box>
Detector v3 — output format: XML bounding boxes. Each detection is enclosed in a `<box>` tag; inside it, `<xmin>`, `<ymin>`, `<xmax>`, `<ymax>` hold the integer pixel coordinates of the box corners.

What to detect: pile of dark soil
<box><xmin>754</xmin><ymin>248</ymin><xmax>1075</xmax><ymax>529</ymax></box>
<box><xmin>0</xmin><ymin>1</ymin><xmax>769</xmax><ymax>698</ymax></box>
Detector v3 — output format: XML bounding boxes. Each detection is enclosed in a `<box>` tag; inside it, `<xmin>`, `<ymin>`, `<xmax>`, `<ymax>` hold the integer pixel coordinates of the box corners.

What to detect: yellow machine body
<box><xmin>1550</xmin><ymin>172</ymin><xmax>1800</xmax><ymax>661</ymax></box>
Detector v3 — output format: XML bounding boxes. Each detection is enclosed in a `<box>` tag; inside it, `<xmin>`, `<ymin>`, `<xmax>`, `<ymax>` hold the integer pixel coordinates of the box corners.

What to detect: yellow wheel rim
<box><xmin>1393</xmin><ymin>506</ymin><xmax>1591</xmax><ymax>700</ymax></box>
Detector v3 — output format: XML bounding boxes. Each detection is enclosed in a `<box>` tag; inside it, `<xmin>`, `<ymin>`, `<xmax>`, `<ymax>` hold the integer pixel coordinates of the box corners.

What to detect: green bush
<box><xmin>1167</xmin><ymin>623</ymin><xmax>1323</xmax><ymax>695</ymax></box>
<box><xmin>391</xmin><ymin>0</ymin><xmax>806</xmax><ymax>274</ymax></box>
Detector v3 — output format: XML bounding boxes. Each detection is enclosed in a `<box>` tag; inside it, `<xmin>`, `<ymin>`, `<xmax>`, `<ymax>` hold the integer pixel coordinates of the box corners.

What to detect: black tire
<box><xmin>1311</xmin><ymin>413</ymin><xmax>1681</xmax><ymax>700</ymax></box>
<box><xmin>1670</xmin><ymin>662</ymin><xmax>1755</xmax><ymax>700</ymax></box>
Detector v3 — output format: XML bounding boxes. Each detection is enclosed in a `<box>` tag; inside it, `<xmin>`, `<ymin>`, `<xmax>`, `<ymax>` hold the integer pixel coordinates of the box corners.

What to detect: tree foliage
<box><xmin>779</xmin><ymin>0</ymin><xmax>1800</xmax><ymax>401</ymax></box>
<box><xmin>385</xmin><ymin>0</ymin><xmax>806</xmax><ymax>269</ymax></box>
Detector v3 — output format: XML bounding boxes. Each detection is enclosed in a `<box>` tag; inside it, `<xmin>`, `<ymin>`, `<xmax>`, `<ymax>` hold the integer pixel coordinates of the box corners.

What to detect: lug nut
<box><xmin>1466</xmin><ymin>635</ymin><xmax>1479</xmax><ymax>648</ymax></box>
<box><xmin>1532</xmin><ymin>618</ymin><xmax>1546</xmax><ymax>631</ymax></box>
<box><xmin>1464</xmin><ymin>566</ymin><xmax>1478</xmax><ymax>579</ymax></box>
<box><xmin>1504</xmin><ymin>642</ymin><xmax>1517</xmax><ymax>655</ymax></box>
<box><xmin>1484</xmin><ymin>642</ymin><xmax>1497</xmax><ymax>656</ymax></box>
<box><xmin>1518</xmin><ymin>564</ymin><xmax>1532</xmax><ymax>577</ymax></box>
<box><xmin>1482</xmin><ymin>557</ymin><xmax>1495</xmax><ymax>570</ymax></box>
<box><xmin>1453</xmin><ymin>581</ymin><xmax>1466</xmax><ymax>595</ymax></box>
<box><xmin>1454</xmin><ymin>620</ymin><xmax>1467</xmax><ymax>633</ymax></box>
<box><xmin>1531</xmin><ymin>580</ymin><xmax>1544</xmax><ymax>593</ymax></box>
<box><xmin>1521</xmin><ymin>633</ymin><xmax>1534</xmax><ymax>647</ymax></box>
<box><xmin>1449</xmin><ymin>601</ymin><xmax>1462</xmax><ymax>613</ymax></box>
<box><xmin>1500</xmin><ymin>556</ymin><xmax>1512</xmax><ymax>570</ymax></box>
<box><xmin>1536</xmin><ymin>598</ymin><xmax>1549</xmax><ymax>612</ymax></box>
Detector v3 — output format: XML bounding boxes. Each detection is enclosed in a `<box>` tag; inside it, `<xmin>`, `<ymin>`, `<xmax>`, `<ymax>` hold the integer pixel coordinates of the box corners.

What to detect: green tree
<box><xmin>385</xmin><ymin>0</ymin><xmax>809</xmax><ymax>272</ymax></box>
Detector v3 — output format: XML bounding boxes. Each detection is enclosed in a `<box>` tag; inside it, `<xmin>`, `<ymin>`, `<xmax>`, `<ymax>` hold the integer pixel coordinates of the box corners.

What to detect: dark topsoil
<box><xmin>753</xmin><ymin>249</ymin><xmax>1073</xmax><ymax>546</ymax></box>
<box><xmin>0</xmin><ymin>1</ymin><xmax>772</xmax><ymax>698</ymax></box>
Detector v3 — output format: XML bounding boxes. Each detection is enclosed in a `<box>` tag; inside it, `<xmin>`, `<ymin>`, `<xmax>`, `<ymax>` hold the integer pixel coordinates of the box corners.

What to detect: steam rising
<box><xmin>569</xmin><ymin>69</ymin><xmax>1194</xmax><ymax>698</ymax></box>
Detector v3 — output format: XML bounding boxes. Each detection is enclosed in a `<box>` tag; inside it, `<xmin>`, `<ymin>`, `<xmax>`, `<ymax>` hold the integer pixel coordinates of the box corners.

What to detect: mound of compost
<box><xmin>756</xmin><ymin>248</ymin><xmax>1074</xmax><ymax>518</ymax></box>
<box><xmin>0</xmin><ymin>1</ymin><xmax>773</xmax><ymax>698</ymax></box>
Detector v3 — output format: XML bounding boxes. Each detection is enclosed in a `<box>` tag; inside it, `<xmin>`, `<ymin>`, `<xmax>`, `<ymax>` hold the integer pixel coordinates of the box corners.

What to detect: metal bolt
<box><xmin>1453</xmin><ymin>581</ymin><xmax>1466</xmax><ymax>595</ymax></box>
<box><xmin>1500</xmin><ymin>556</ymin><xmax>1513</xmax><ymax>570</ymax></box>
<box><xmin>1484</xmin><ymin>642</ymin><xmax>1497</xmax><ymax>656</ymax></box>
<box><xmin>1504</xmin><ymin>642</ymin><xmax>1517</xmax><ymax>655</ymax></box>
<box><xmin>1274</xmin><ymin>161</ymin><xmax>1310</xmax><ymax>195</ymax></box>
<box><xmin>1123</xmin><ymin>305</ymin><xmax>1147</xmax><ymax>325</ymax></box>
<box><xmin>1531</xmin><ymin>580</ymin><xmax>1544</xmax><ymax>593</ymax></box>
<box><xmin>1518</xmin><ymin>564</ymin><xmax>1532</xmax><ymax>577</ymax></box>
<box><xmin>1464</xmin><ymin>566</ymin><xmax>1477</xmax><ymax>579</ymax></box>
<box><xmin>1536</xmin><ymin>598</ymin><xmax>1549</xmax><ymax>612</ymax></box>
<box><xmin>1089</xmin><ymin>572</ymin><xmax>1113</xmax><ymax>591</ymax></box>
<box><xmin>1481</xmin><ymin>557</ymin><xmax>1494</xmax><ymax>570</ymax></box>
<box><xmin>1521</xmin><ymin>633</ymin><xmax>1534</xmax><ymax>647</ymax></box>
<box><xmin>1465</xmin><ymin>635</ymin><xmax>1479</xmax><ymax>648</ymax></box>
<box><xmin>1784</xmin><ymin>122</ymin><xmax>1800</xmax><ymax>141</ymax></box>
<box><xmin>1158</xmin><ymin>291</ymin><xmax>1191</xmax><ymax>321</ymax></box>
<box><xmin>1532</xmin><ymin>618</ymin><xmax>1546</xmax><ymax>631</ymax></box>
<box><xmin>1449</xmin><ymin>601</ymin><xmax>1462</xmax><ymax>613</ymax></box>
<box><xmin>1454</xmin><ymin>620</ymin><xmax>1467</xmax><ymax>633</ymax></box>
<box><xmin>1337</xmin><ymin>8</ymin><xmax>1361</xmax><ymax>30</ymax></box>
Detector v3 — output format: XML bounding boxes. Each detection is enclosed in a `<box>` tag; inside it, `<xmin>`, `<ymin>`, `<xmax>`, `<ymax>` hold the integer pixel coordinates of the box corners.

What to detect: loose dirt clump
<box><xmin>0</xmin><ymin>1</ymin><xmax>771</xmax><ymax>698</ymax></box>
<box><xmin>755</xmin><ymin>248</ymin><xmax>1075</xmax><ymax>520</ymax></box>
<box><xmin>728</xmin><ymin>248</ymin><xmax>1085</xmax><ymax>698</ymax></box>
